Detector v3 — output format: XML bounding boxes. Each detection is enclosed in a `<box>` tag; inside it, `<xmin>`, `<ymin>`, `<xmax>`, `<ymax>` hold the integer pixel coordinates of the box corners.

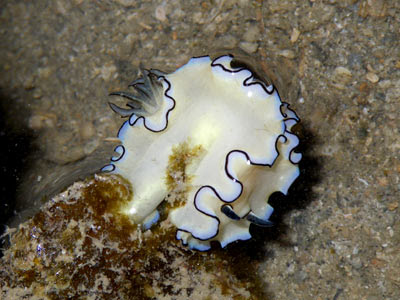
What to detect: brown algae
<box><xmin>1</xmin><ymin>174</ymin><xmax>267</xmax><ymax>299</ymax></box>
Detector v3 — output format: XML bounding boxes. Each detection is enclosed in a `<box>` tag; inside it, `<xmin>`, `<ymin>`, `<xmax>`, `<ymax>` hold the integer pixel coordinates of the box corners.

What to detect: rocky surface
<box><xmin>1</xmin><ymin>175</ymin><xmax>260</xmax><ymax>299</ymax></box>
<box><xmin>0</xmin><ymin>0</ymin><xmax>399</xmax><ymax>299</ymax></box>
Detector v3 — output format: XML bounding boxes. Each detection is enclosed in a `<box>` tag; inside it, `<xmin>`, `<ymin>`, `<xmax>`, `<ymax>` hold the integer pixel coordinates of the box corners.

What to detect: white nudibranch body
<box><xmin>102</xmin><ymin>55</ymin><xmax>301</xmax><ymax>251</ymax></box>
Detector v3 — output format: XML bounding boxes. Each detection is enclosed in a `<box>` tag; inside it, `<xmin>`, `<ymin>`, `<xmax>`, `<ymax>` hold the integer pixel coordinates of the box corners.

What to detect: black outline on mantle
<box><xmin>111</xmin><ymin>145</ymin><xmax>125</xmax><ymax>162</ymax></box>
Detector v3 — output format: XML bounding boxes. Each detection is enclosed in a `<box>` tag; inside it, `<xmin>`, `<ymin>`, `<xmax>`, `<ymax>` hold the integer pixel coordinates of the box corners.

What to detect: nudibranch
<box><xmin>102</xmin><ymin>55</ymin><xmax>301</xmax><ymax>251</ymax></box>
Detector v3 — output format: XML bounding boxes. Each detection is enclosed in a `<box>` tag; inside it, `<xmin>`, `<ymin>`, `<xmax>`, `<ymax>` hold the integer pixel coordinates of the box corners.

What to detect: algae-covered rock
<box><xmin>0</xmin><ymin>174</ymin><xmax>265</xmax><ymax>299</ymax></box>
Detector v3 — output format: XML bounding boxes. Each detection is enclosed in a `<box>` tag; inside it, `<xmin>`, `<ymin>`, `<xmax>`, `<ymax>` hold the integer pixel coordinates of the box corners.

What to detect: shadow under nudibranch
<box><xmin>0</xmin><ymin>90</ymin><xmax>38</xmax><ymax>258</ymax></box>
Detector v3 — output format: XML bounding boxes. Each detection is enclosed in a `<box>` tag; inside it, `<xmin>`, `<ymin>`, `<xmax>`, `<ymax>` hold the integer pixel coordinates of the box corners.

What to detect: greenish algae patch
<box><xmin>1</xmin><ymin>173</ymin><xmax>268</xmax><ymax>299</ymax></box>
<box><xmin>165</xmin><ymin>141</ymin><xmax>205</xmax><ymax>210</ymax></box>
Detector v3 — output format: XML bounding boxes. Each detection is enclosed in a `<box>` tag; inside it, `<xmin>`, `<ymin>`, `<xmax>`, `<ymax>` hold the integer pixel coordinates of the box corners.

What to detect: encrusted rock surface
<box><xmin>0</xmin><ymin>0</ymin><xmax>399</xmax><ymax>299</ymax></box>
<box><xmin>1</xmin><ymin>175</ymin><xmax>260</xmax><ymax>299</ymax></box>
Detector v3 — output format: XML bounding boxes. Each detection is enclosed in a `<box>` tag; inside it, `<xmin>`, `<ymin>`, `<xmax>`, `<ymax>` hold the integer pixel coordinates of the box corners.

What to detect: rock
<box><xmin>278</xmin><ymin>49</ymin><xmax>296</xmax><ymax>59</ymax></box>
<box><xmin>334</xmin><ymin>66</ymin><xmax>352</xmax><ymax>84</ymax></box>
<box><xmin>290</xmin><ymin>28</ymin><xmax>300</xmax><ymax>43</ymax></box>
<box><xmin>242</xmin><ymin>25</ymin><xmax>260</xmax><ymax>43</ymax></box>
<box><xmin>155</xmin><ymin>3</ymin><xmax>167</xmax><ymax>22</ymax></box>
<box><xmin>239</xmin><ymin>41</ymin><xmax>258</xmax><ymax>54</ymax></box>
<box><xmin>80</xmin><ymin>121</ymin><xmax>96</xmax><ymax>140</ymax></box>
<box><xmin>366</xmin><ymin>72</ymin><xmax>379</xmax><ymax>83</ymax></box>
<box><xmin>0</xmin><ymin>175</ymin><xmax>262</xmax><ymax>299</ymax></box>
